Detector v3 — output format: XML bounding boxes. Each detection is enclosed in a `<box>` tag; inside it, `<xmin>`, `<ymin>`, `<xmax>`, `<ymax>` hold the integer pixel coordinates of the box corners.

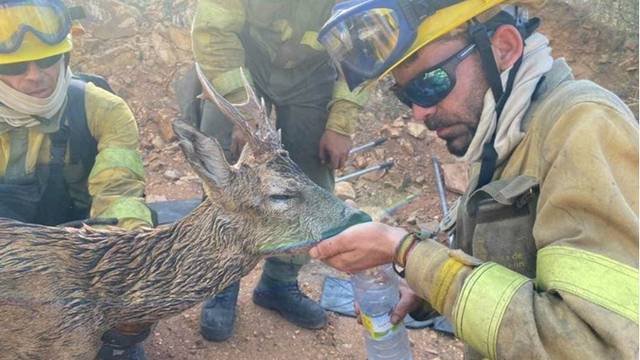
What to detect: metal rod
<box><xmin>336</xmin><ymin>160</ymin><xmax>394</xmax><ymax>182</ymax></box>
<box><xmin>431</xmin><ymin>155</ymin><xmax>449</xmax><ymax>217</ymax></box>
<box><xmin>349</xmin><ymin>137</ymin><xmax>388</xmax><ymax>155</ymax></box>
<box><xmin>431</xmin><ymin>155</ymin><xmax>456</xmax><ymax>247</ymax></box>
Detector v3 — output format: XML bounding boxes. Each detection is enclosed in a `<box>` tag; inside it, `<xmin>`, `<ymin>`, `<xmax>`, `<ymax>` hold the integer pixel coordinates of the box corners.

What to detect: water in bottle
<box><xmin>352</xmin><ymin>264</ymin><xmax>413</xmax><ymax>360</ymax></box>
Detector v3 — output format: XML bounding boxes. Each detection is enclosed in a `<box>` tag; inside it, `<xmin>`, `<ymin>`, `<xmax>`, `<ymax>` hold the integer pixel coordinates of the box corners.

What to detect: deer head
<box><xmin>172</xmin><ymin>65</ymin><xmax>369</xmax><ymax>255</ymax></box>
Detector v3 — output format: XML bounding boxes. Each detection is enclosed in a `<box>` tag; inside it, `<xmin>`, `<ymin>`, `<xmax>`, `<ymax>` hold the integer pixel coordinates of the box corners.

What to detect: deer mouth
<box><xmin>257</xmin><ymin>210</ymin><xmax>372</xmax><ymax>254</ymax></box>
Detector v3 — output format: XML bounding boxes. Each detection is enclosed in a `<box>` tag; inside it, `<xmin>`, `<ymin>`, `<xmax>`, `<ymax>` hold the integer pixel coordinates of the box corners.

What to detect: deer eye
<box><xmin>269</xmin><ymin>194</ymin><xmax>296</xmax><ymax>202</ymax></box>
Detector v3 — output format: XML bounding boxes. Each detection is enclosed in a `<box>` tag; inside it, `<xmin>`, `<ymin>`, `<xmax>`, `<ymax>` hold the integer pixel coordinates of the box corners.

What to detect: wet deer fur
<box><xmin>0</xmin><ymin>67</ymin><xmax>358</xmax><ymax>359</ymax></box>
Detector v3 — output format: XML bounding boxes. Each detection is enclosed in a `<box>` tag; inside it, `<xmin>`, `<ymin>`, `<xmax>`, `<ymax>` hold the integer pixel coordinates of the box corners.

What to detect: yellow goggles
<box><xmin>0</xmin><ymin>0</ymin><xmax>71</xmax><ymax>54</ymax></box>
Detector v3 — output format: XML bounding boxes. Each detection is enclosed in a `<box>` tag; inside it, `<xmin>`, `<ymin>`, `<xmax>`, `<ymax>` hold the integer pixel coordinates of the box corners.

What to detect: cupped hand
<box><xmin>309</xmin><ymin>222</ymin><xmax>407</xmax><ymax>273</ymax></box>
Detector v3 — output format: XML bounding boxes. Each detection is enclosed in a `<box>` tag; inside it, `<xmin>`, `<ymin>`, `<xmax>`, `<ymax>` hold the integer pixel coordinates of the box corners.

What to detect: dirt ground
<box><xmin>67</xmin><ymin>1</ymin><xmax>637</xmax><ymax>359</ymax></box>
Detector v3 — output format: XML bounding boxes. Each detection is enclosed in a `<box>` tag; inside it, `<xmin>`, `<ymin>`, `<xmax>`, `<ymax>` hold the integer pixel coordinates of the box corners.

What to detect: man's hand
<box><xmin>309</xmin><ymin>222</ymin><xmax>407</xmax><ymax>273</ymax></box>
<box><xmin>391</xmin><ymin>280</ymin><xmax>423</xmax><ymax>325</ymax></box>
<box><xmin>318</xmin><ymin>129</ymin><xmax>352</xmax><ymax>169</ymax></box>
<box><xmin>354</xmin><ymin>280</ymin><xmax>423</xmax><ymax>326</ymax></box>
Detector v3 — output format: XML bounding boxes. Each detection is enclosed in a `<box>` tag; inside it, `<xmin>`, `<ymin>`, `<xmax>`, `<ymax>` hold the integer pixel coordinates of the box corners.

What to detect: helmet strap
<box><xmin>468</xmin><ymin>20</ymin><xmax>504</xmax><ymax>101</ymax></box>
<box><xmin>468</xmin><ymin>19</ymin><xmax>526</xmax><ymax>189</ymax></box>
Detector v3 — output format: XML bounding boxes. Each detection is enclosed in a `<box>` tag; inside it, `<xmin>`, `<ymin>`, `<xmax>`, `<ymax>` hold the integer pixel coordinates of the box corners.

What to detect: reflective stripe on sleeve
<box><xmin>453</xmin><ymin>262</ymin><xmax>529</xmax><ymax>359</ymax></box>
<box><xmin>211</xmin><ymin>67</ymin><xmax>253</xmax><ymax>97</ymax></box>
<box><xmin>89</xmin><ymin>147</ymin><xmax>144</xmax><ymax>180</ymax></box>
<box><xmin>537</xmin><ymin>246</ymin><xmax>639</xmax><ymax>324</ymax></box>
<box><xmin>97</xmin><ymin>196</ymin><xmax>152</xmax><ymax>227</ymax></box>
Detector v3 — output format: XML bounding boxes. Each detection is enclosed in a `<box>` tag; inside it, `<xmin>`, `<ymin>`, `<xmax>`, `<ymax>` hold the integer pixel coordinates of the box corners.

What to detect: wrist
<box><xmin>392</xmin><ymin>230</ymin><xmax>421</xmax><ymax>278</ymax></box>
<box><xmin>394</xmin><ymin>233</ymin><xmax>420</xmax><ymax>267</ymax></box>
<box><xmin>384</xmin><ymin>226</ymin><xmax>407</xmax><ymax>261</ymax></box>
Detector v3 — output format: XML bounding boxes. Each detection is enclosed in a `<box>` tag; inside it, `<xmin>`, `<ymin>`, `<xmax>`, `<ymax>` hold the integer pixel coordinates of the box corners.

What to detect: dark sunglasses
<box><xmin>0</xmin><ymin>54</ymin><xmax>63</xmax><ymax>76</ymax></box>
<box><xmin>392</xmin><ymin>43</ymin><xmax>476</xmax><ymax>108</ymax></box>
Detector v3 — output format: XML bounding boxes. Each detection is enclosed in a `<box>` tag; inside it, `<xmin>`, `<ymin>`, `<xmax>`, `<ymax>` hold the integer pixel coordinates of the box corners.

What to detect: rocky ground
<box><xmin>68</xmin><ymin>1</ymin><xmax>638</xmax><ymax>359</ymax></box>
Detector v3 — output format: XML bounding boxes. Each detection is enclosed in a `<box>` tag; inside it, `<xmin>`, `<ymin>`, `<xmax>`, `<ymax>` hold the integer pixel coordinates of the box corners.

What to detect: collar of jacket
<box><xmin>0</xmin><ymin>107</ymin><xmax>65</xmax><ymax>135</ymax></box>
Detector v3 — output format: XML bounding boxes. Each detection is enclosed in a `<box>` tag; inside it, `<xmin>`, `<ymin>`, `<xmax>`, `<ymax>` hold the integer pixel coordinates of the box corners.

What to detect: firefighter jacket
<box><xmin>404</xmin><ymin>59</ymin><xmax>639</xmax><ymax>359</ymax></box>
<box><xmin>0</xmin><ymin>83</ymin><xmax>152</xmax><ymax>230</ymax></box>
<box><xmin>191</xmin><ymin>0</ymin><xmax>368</xmax><ymax>136</ymax></box>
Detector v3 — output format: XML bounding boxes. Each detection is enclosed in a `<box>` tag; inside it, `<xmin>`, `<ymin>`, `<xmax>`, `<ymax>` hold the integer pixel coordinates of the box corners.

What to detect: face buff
<box><xmin>460</xmin><ymin>32</ymin><xmax>554</xmax><ymax>165</ymax></box>
<box><xmin>0</xmin><ymin>59</ymin><xmax>71</xmax><ymax>128</ymax></box>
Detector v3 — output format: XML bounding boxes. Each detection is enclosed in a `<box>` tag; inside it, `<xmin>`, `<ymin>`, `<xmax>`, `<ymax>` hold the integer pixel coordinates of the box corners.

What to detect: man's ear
<box><xmin>491</xmin><ymin>25</ymin><xmax>525</xmax><ymax>71</ymax></box>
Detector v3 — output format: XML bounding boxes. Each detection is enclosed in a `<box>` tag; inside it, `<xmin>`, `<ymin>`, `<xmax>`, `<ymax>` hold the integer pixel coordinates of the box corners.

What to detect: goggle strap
<box><xmin>476</xmin><ymin>50</ymin><xmax>525</xmax><ymax>190</ymax></box>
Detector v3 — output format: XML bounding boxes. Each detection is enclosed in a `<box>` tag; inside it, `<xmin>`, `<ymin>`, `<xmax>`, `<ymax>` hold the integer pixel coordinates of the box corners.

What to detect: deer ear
<box><xmin>173</xmin><ymin>121</ymin><xmax>232</xmax><ymax>188</ymax></box>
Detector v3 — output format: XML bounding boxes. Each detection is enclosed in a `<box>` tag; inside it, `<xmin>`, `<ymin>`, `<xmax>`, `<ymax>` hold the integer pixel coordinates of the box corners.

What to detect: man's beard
<box><xmin>425</xmin><ymin>105</ymin><xmax>482</xmax><ymax>156</ymax></box>
<box><xmin>427</xmin><ymin>85</ymin><xmax>486</xmax><ymax>156</ymax></box>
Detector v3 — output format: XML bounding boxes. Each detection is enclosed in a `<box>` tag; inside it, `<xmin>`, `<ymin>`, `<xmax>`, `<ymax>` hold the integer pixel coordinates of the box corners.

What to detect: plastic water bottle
<box><xmin>351</xmin><ymin>264</ymin><xmax>413</xmax><ymax>360</ymax></box>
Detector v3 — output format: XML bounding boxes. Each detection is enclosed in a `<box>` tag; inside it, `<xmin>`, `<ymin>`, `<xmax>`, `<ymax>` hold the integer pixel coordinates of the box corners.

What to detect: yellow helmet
<box><xmin>0</xmin><ymin>0</ymin><xmax>74</xmax><ymax>65</ymax></box>
<box><xmin>319</xmin><ymin>0</ymin><xmax>511</xmax><ymax>90</ymax></box>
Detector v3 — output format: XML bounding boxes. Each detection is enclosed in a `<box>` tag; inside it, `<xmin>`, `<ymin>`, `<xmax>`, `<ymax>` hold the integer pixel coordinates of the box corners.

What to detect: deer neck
<box><xmin>91</xmin><ymin>200</ymin><xmax>259</xmax><ymax>325</ymax></box>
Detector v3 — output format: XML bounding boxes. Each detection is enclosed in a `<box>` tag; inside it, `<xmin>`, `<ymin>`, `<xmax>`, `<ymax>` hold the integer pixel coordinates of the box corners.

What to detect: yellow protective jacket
<box><xmin>405</xmin><ymin>60</ymin><xmax>639</xmax><ymax>359</ymax></box>
<box><xmin>192</xmin><ymin>0</ymin><xmax>368</xmax><ymax>136</ymax></box>
<box><xmin>0</xmin><ymin>83</ymin><xmax>152</xmax><ymax>230</ymax></box>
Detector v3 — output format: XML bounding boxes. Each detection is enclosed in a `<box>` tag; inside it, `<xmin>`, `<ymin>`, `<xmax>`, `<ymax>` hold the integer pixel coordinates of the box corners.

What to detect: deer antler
<box><xmin>194</xmin><ymin>63</ymin><xmax>282</xmax><ymax>155</ymax></box>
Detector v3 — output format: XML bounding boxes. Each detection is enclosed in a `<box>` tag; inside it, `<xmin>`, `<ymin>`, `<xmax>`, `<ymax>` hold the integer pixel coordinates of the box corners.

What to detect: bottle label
<box><xmin>361</xmin><ymin>312</ymin><xmax>397</xmax><ymax>340</ymax></box>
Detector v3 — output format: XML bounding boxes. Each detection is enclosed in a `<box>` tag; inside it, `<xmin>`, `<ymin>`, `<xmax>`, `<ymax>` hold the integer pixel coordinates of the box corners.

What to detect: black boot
<box><xmin>200</xmin><ymin>281</ymin><xmax>241</xmax><ymax>342</ymax></box>
<box><xmin>97</xmin><ymin>327</ymin><xmax>150</xmax><ymax>360</ymax></box>
<box><xmin>252</xmin><ymin>274</ymin><xmax>327</xmax><ymax>329</ymax></box>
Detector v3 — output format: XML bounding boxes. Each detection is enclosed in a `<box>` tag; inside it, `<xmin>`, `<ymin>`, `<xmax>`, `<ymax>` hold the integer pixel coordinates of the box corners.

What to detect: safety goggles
<box><xmin>0</xmin><ymin>0</ymin><xmax>71</xmax><ymax>54</ymax></box>
<box><xmin>391</xmin><ymin>43</ymin><xmax>475</xmax><ymax>108</ymax></box>
<box><xmin>318</xmin><ymin>0</ymin><xmax>463</xmax><ymax>90</ymax></box>
<box><xmin>0</xmin><ymin>53</ymin><xmax>62</xmax><ymax>76</ymax></box>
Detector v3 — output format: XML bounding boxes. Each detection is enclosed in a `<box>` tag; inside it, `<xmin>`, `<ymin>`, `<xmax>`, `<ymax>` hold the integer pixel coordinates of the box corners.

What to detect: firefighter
<box><xmin>0</xmin><ymin>1</ymin><xmax>154</xmax><ymax>358</ymax></box>
<box><xmin>311</xmin><ymin>1</ymin><xmax>639</xmax><ymax>359</ymax></box>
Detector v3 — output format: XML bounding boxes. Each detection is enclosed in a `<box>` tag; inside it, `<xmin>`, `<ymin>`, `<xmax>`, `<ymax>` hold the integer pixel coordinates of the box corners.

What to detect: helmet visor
<box><xmin>0</xmin><ymin>0</ymin><xmax>70</xmax><ymax>54</ymax></box>
<box><xmin>320</xmin><ymin>7</ymin><xmax>406</xmax><ymax>89</ymax></box>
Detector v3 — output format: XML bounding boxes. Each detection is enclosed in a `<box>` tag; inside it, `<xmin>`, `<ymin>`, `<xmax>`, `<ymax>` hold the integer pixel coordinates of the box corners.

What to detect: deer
<box><xmin>0</xmin><ymin>65</ymin><xmax>368</xmax><ymax>359</ymax></box>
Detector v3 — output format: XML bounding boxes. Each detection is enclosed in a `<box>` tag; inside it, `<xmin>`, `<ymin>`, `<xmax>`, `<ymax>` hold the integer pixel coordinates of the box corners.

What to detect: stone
<box><xmin>399</xmin><ymin>139</ymin><xmax>414</xmax><ymax>155</ymax></box>
<box><xmin>384</xmin><ymin>173</ymin><xmax>410</xmax><ymax>191</ymax></box>
<box><xmin>414</xmin><ymin>175</ymin><xmax>425</xmax><ymax>184</ymax></box>
<box><xmin>151</xmin><ymin>135</ymin><xmax>166</xmax><ymax>149</ymax></box>
<box><xmin>163</xmin><ymin>169</ymin><xmax>182</xmax><ymax>181</ymax></box>
<box><xmin>151</xmin><ymin>32</ymin><xmax>178</xmax><ymax>65</ymax></box>
<box><xmin>391</xmin><ymin>117</ymin><xmax>406</xmax><ymax>128</ymax></box>
<box><xmin>81</xmin><ymin>0</ymin><xmax>141</xmax><ymax>40</ymax></box>
<box><xmin>156</xmin><ymin>108</ymin><xmax>178</xmax><ymax>142</ymax></box>
<box><xmin>441</xmin><ymin>162</ymin><xmax>470</xmax><ymax>195</ymax></box>
<box><xmin>353</xmin><ymin>155</ymin><xmax>369</xmax><ymax>169</ymax></box>
<box><xmin>167</xmin><ymin>26</ymin><xmax>192</xmax><ymax>51</ymax></box>
<box><xmin>406</xmin><ymin>122</ymin><xmax>427</xmax><ymax>139</ymax></box>
<box><xmin>334</xmin><ymin>182</ymin><xmax>356</xmax><ymax>201</ymax></box>
<box><xmin>381</xmin><ymin>124</ymin><xmax>402</xmax><ymax>139</ymax></box>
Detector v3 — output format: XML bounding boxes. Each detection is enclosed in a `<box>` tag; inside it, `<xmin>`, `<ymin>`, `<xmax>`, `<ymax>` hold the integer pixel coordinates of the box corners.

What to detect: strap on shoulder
<box><xmin>65</xmin><ymin>79</ymin><xmax>98</xmax><ymax>173</ymax></box>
